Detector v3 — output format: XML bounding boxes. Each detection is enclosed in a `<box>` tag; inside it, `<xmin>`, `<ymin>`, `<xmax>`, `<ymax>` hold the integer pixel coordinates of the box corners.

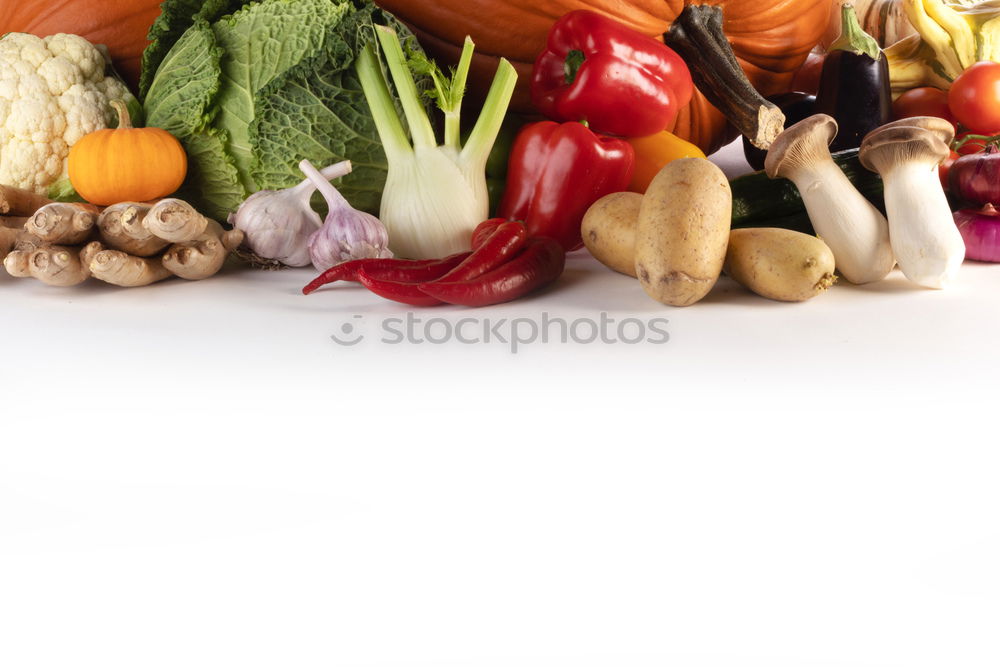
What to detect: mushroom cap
<box><xmin>866</xmin><ymin>115</ymin><xmax>955</xmax><ymax>146</ymax></box>
<box><xmin>764</xmin><ymin>114</ymin><xmax>839</xmax><ymax>180</ymax></box>
<box><xmin>859</xmin><ymin>124</ymin><xmax>952</xmax><ymax>173</ymax></box>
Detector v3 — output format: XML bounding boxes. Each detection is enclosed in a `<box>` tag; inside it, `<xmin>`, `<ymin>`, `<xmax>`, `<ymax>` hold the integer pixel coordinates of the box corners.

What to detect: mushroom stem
<box><xmin>859</xmin><ymin>117</ymin><xmax>963</xmax><ymax>288</ymax></box>
<box><xmin>765</xmin><ymin>115</ymin><xmax>894</xmax><ymax>284</ymax></box>
<box><xmin>880</xmin><ymin>161</ymin><xmax>965</xmax><ymax>288</ymax></box>
<box><xmin>786</xmin><ymin>161</ymin><xmax>894</xmax><ymax>284</ymax></box>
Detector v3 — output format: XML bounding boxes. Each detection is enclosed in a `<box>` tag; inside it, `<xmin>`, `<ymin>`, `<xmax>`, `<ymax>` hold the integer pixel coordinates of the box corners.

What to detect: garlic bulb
<box><xmin>227</xmin><ymin>161</ymin><xmax>353</xmax><ymax>267</ymax></box>
<box><xmin>299</xmin><ymin>159</ymin><xmax>393</xmax><ymax>271</ymax></box>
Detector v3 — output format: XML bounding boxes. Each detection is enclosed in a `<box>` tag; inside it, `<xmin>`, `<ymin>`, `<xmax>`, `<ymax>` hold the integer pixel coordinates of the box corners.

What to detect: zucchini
<box><xmin>730</xmin><ymin>149</ymin><xmax>885</xmax><ymax>235</ymax></box>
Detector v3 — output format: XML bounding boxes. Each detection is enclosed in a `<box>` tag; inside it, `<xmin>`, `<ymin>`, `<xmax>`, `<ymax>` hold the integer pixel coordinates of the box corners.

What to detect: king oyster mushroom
<box><xmin>858</xmin><ymin>116</ymin><xmax>964</xmax><ymax>289</ymax></box>
<box><xmin>764</xmin><ymin>114</ymin><xmax>895</xmax><ymax>284</ymax></box>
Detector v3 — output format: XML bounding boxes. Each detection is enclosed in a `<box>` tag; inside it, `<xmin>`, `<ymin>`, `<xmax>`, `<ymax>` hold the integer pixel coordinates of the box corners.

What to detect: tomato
<box><xmin>892</xmin><ymin>87</ymin><xmax>956</xmax><ymax>129</ymax></box>
<box><xmin>939</xmin><ymin>150</ymin><xmax>960</xmax><ymax>190</ymax></box>
<box><xmin>948</xmin><ymin>61</ymin><xmax>1000</xmax><ymax>134</ymax></box>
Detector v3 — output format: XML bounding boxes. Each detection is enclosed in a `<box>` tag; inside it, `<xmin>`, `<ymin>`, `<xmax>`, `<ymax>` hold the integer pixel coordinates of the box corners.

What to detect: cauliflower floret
<box><xmin>43</xmin><ymin>34</ymin><xmax>106</xmax><ymax>82</ymax></box>
<box><xmin>59</xmin><ymin>85</ymin><xmax>110</xmax><ymax>145</ymax></box>
<box><xmin>0</xmin><ymin>137</ymin><xmax>65</xmax><ymax>193</ymax></box>
<box><xmin>0</xmin><ymin>31</ymin><xmax>137</xmax><ymax>196</ymax></box>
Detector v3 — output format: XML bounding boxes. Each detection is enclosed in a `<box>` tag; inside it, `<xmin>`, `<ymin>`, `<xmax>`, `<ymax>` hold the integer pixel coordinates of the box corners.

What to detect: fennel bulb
<box><xmin>355</xmin><ymin>26</ymin><xmax>517</xmax><ymax>259</ymax></box>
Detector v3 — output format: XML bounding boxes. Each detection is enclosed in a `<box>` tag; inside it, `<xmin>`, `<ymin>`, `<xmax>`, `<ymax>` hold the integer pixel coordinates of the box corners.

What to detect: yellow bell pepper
<box><xmin>625</xmin><ymin>130</ymin><xmax>705</xmax><ymax>193</ymax></box>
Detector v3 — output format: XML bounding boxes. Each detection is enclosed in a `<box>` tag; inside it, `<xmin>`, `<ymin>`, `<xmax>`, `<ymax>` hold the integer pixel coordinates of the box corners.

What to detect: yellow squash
<box><xmin>886</xmin><ymin>0</ymin><xmax>1000</xmax><ymax>95</ymax></box>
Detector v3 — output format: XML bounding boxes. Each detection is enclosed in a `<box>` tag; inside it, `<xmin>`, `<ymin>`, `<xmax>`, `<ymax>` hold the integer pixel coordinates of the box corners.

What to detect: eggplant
<box><xmin>742</xmin><ymin>92</ymin><xmax>816</xmax><ymax>170</ymax></box>
<box><xmin>815</xmin><ymin>4</ymin><xmax>891</xmax><ymax>153</ymax></box>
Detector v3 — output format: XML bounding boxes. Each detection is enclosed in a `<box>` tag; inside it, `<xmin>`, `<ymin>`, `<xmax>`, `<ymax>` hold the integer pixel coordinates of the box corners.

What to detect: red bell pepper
<box><xmin>531</xmin><ymin>10</ymin><xmax>693</xmax><ymax>138</ymax></box>
<box><xmin>497</xmin><ymin>121</ymin><xmax>634</xmax><ymax>251</ymax></box>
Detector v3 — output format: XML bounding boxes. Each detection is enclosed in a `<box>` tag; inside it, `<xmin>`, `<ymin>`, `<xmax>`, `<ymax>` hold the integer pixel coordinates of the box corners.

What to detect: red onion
<box><xmin>955</xmin><ymin>204</ymin><xmax>1000</xmax><ymax>262</ymax></box>
<box><xmin>949</xmin><ymin>144</ymin><xmax>1000</xmax><ymax>205</ymax></box>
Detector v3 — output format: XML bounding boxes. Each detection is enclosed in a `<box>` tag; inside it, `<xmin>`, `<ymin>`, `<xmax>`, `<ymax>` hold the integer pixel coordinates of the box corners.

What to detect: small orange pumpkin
<box><xmin>69</xmin><ymin>100</ymin><xmax>187</xmax><ymax>206</ymax></box>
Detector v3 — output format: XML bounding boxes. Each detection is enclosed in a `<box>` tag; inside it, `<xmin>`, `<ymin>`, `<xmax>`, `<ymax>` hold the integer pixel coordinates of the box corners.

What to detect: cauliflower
<box><xmin>0</xmin><ymin>32</ymin><xmax>133</xmax><ymax>197</ymax></box>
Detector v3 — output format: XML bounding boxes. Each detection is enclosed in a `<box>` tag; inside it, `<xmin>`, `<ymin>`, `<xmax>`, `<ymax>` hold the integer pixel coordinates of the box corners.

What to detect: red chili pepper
<box><xmin>356</xmin><ymin>269</ymin><xmax>444</xmax><ymax>307</ymax></box>
<box><xmin>470</xmin><ymin>218</ymin><xmax>508</xmax><ymax>250</ymax></box>
<box><xmin>497</xmin><ymin>121</ymin><xmax>634</xmax><ymax>251</ymax></box>
<box><xmin>435</xmin><ymin>221</ymin><xmax>527</xmax><ymax>283</ymax></box>
<box><xmin>302</xmin><ymin>253</ymin><xmax>469</xmax><ymax>294</ymax></box>
<box><xmin>418</xmin><ymin>238</ymin><xmax>566</xmax><ymax>307</ymax></box>
<box><xmin>360</xmin><ymin>252</ymin><xmax>471</xmax><ymax>283</ymax></box>
<box><xmin>531</xmin><ymin>10</ymin><xmax>693</xmax><ymax>138</ymax></box>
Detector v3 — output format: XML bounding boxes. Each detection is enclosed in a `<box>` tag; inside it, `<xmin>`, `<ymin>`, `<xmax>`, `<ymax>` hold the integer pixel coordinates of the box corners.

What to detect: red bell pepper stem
<box><xmin>434</xmin><ymin>221</ymin><xmax>527</xmax><ymax>283</ymax></box>
<box><xmin>418</xmin><ymin>238</ymin><xmax>566</xmax><ymax>307</ymax></box>
<box><xmin>357</xmin><ymin>269</ymin><xmax>444</xmax><ymax>307</ymax></box>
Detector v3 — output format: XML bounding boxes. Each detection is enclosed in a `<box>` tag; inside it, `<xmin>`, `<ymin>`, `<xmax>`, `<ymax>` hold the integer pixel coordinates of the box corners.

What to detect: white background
<box><xmin>1</xmin><ymin>143</ymin><xmax>998</xmax><ymax>666</ymax></box>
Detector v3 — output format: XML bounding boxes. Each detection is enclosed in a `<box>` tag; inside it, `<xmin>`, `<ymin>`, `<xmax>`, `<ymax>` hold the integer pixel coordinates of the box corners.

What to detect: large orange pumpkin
<box><xmin>375</xmin><ymin>0</ymin><xmax>833</xmax><ymax>154</ymax></box>
<box><xmin>0</xmin><ymin>0</ymin><xmax>162</xmax><ymax>94</ymax></box>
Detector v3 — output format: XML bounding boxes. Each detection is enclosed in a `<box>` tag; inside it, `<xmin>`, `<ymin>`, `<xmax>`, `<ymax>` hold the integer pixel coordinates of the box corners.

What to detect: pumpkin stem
<box><xmin>109</xmin><ymin>99</ymin><xmax>133</xmax><ymax>130</ymax></box>
<box><xmin>664</xmin><ymin>4</ymin><xmax>785</xmax><ymax>150</ymax></box>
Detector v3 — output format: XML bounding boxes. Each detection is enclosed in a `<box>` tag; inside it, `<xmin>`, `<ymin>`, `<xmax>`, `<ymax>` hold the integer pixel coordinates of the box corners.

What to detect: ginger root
<box><xmin>97</xmin><ymin>203</ymin><xmax>169</xmax><ymax>256</ymax></box>
<box><xmin>25</xmin><ymin>243</ymin><xmax>102</xmax><ymax>287</ymax></box>
<box><xmin>0</xmin><ymin>184</ymin><xmax>53</xmax><ymax>217</ymax></box>
<box><xmin>2</xmin><ymin>216</ymin><xmax>28</xmax><ymax>261</ymax></box>
<box><xmin>2</xmin><ymin>215</ymin><xmax>28</xmax><ymax>230</ymax></box>
<box><xmin>1</xmin><ymin>226</ymin><xmax>20</xmax><ymax>262</ymax></box>
<box><xmin>6</xmin><ymin>196</ymin><xmax>242</xmax><ymax>287</ymax></box>
<box><xmin>25</xmin><ymin>203</ymin><xmax>99</xmax><ymax>245</ymax></box>
<box><xmin>3</xmin><ymin>229</ymin><xmax>44</xmax><ymax>277</ymax></box>
<box><xmin>89</xmin><ymin>248</ymin><xmax>173</xmax><ymax>287</ymax></box>
<box><xmin>162</xmin><ymin>222</ymin><xmax>244</xmax><ymax>280</ymax></box>
<box><xmin>145</xmin><ymin>198</ymin><xmax>210</xmax><ymax>243</ymax></box>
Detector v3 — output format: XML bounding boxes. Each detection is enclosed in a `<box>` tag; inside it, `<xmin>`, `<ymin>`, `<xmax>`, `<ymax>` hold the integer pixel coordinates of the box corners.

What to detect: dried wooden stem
<box><xmin>665</xmin><ymin>5</ymin><xmax>785</xmax><ymax>149</ymax></box>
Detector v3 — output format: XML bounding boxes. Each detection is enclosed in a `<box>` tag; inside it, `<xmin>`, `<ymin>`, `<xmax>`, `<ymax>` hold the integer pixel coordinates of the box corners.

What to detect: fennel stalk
<box><xmin>355</xmin><ymin>25</ymin><xmax>517</xmax><ymax>259</ymax></box>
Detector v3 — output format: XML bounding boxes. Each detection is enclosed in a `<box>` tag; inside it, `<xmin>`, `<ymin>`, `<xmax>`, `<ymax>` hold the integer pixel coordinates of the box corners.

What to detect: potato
<box><xmin>725</xmin><ymin>228</ymin><xmax>837</xmax><ymax>302</ymax></box>
<box><xmin>634</xmin><ymin>158</ymin><xmax>731</xmax><ymax>306</ymax></box>
<box><xmin>582</xmin><ymin>191</ymin><xmax>642</xmax><ymax>277</ymax></box>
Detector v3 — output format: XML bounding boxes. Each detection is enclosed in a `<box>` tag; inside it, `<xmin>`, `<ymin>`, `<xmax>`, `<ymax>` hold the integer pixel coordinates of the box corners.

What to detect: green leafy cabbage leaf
<box><xmin>141</xmin><ymin>0</ymin><xmax>425</xmax><ymax>221</ymax></box>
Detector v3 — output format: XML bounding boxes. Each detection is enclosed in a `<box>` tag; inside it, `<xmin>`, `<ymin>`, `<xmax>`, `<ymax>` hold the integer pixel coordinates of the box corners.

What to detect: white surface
<box><xmin>2</xmin><ymin>142</ymin><xmax>998</xmax><ymax>666</ymax></box>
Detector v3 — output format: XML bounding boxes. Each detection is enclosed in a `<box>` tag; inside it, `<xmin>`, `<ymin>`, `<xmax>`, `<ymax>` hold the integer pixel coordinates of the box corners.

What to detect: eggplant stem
<box><xmin>665</xmin><ymin>4</ymin><xmax>784</xmax><ymax>149</ymax></box>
